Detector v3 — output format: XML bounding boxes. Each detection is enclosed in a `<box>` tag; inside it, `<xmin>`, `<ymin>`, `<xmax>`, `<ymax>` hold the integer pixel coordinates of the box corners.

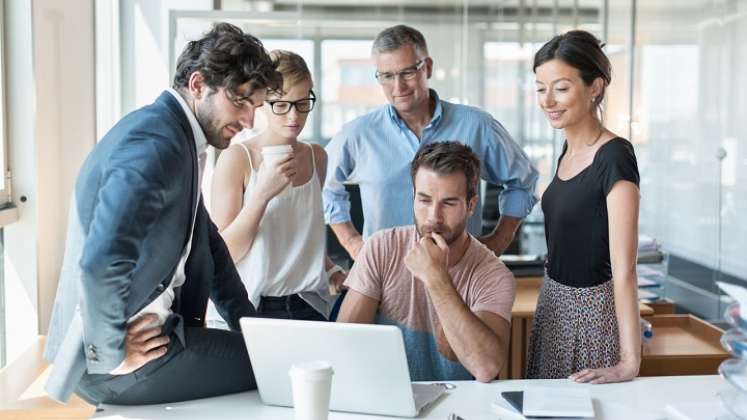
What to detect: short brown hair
<box><xmin>172</xmin><ymin>22</ymin><xmax>282</xmax><ymax>101</ymax></box>
<box><xmin>410</xmin><ymin>141</ymin><xmax>481</xmax><ymax>201</ymax></box>
<box><xmin>270</xmin><ymin>50</ymin><xmax>313</xmax><ymax>95</ymax></box>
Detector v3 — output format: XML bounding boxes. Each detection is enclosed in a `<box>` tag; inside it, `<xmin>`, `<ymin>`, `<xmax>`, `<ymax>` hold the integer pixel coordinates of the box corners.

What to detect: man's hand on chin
<box><xmin>404</xmin><ymin>233</ymin><xmax>450</xmax><ymax>288</ymax></box>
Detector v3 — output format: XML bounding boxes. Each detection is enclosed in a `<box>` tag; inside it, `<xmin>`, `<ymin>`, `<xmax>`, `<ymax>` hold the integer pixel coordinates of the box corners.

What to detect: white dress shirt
<box><xmin>129</xmin><ymin>88</ymin><xmax>208</xmax><ymax>326</ymax></box>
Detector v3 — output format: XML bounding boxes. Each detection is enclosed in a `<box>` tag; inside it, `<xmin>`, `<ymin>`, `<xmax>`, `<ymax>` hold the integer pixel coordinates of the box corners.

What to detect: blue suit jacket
<box><xmin>43</xmin><ymin>91</ymin><xmax>255</xmax><ymax>402</ymax></box>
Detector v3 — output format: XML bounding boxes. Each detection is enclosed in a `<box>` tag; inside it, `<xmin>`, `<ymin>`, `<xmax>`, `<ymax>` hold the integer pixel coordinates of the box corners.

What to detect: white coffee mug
<box><xmin>289</xmin><ymin>360</ymin><xmax>334</xmax><ymax>420</ymax></box>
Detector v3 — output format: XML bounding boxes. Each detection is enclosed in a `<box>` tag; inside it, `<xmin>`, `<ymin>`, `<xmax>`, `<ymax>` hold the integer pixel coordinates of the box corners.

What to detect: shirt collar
<box><xmin>167</xmin><ymin>88</ymin><xmax>208</xmax><ymax>156</ymax></box>
<box><xmin>386</xmin><ymin>88</ymin><xmax>444</xmax><ymax>129</ymax></box>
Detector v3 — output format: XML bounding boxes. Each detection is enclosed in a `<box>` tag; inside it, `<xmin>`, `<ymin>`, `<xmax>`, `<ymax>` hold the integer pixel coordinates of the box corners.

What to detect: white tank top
<box><xmin>234</xmin><ymin>142</ymin><xmax>333</xmax><ymax>317</ymax></box>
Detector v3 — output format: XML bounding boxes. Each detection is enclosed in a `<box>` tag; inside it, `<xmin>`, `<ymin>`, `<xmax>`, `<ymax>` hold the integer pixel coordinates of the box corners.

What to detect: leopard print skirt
<box><xmin>526</xmin><ymin>275</ymin><xmax>620</xmax><ymax>379</ymax></box>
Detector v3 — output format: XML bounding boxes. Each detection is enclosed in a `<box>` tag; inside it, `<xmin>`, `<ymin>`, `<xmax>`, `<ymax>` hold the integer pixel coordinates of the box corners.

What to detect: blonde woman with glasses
<box><xmin>211</xmin><ymin>50</ymin><xmax>344</xmax><ymax>321</ymax></box>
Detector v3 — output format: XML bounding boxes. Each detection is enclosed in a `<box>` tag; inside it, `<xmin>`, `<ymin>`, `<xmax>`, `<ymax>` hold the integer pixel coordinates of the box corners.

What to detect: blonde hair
<box><xmin>270</xmin><ymin>50</ymin><xmax>313</xmax><ymax>95</ymax></box>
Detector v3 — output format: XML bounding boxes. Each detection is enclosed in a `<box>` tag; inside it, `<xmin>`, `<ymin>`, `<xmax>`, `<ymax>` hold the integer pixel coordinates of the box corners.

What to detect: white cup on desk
<box><xmin>289</xmin><ymin>360</ymin><xmax>334</xmax><ymax>420</ymax></box>
<box><xmin>261</xmin><ymin>144</ymin><xmax>294</xmax><ymax>195</ymax></box>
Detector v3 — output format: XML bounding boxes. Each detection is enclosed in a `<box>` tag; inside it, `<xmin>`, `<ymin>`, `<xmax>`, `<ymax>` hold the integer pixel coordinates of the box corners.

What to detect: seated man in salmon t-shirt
<box><xmin>336</xmin><ymin>141</ymin><xmax>516</xmax><ymax>382</ymax></box>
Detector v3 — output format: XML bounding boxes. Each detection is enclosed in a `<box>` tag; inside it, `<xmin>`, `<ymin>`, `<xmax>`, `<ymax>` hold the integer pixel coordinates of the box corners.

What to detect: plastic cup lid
<box><xmin>289</xmin><ymin>360</ymin><xmax>334</xmax><ymax>379</ymax></box>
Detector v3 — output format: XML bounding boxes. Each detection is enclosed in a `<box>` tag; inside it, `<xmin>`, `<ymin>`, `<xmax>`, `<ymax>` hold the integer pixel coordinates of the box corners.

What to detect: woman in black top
<box><xmin>526</xmin><ymin>30</ymin><xmax>641</xmax><ymax>383</ymax></box>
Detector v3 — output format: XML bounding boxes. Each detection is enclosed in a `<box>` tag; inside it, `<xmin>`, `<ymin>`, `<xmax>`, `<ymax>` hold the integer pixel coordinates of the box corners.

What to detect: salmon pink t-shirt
<box><xmin>343</xmin><ymin>225</ymin><xmax>516</xmax><ymax>381</ymax></box>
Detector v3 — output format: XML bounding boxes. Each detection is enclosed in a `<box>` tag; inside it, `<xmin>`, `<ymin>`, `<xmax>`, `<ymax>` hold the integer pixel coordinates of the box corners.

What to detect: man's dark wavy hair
<box><xmin>172</xmin><ymin>22</ymin><xmax>282</xmax><ymax>100</ymax></box>
<box><xmin>410</xmin><ymin>141</ymin><xmax>481</xmax><ymax>202</ymax></box>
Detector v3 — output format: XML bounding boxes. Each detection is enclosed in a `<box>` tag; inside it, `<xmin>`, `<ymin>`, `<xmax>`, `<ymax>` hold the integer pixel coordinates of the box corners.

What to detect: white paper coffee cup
<box><xmin>261</xmin><ymin>144</ymin><xmax>293</xmax><ymax>195</ymax></box>
<box><xmin>289</xmin><ymin>361</ymin><xmax>334</xmax><ymax>420</ymax></box>
<box><xmin>261</xmin><ymin>144</ymin><xmax>293</xmax><ymax>165</ymax></box>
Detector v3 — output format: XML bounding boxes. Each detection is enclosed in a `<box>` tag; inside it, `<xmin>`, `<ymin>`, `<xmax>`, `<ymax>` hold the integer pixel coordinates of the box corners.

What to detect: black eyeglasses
<box><xmin>266</xmin><ymin>90</ymin><xmax>317</xmax><ymax>115</ymax></box>
<box><xmin>375</xmin><ymin>59</ymin><xmax>427</xmax><ymax>85</ymax></box>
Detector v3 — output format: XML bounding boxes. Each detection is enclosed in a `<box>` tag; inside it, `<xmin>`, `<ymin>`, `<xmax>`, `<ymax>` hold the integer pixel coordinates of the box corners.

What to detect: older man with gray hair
<box><xmin>323</xmin><ymin>24</ymin><xmax>539</xmax><ymax>262</ymax></box>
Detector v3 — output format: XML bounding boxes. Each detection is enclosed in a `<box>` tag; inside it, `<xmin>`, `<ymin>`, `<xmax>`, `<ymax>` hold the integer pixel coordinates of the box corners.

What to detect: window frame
<box><xmin>0</xmin><ymin>0</ymin><xmax>8</xmax><ymax>370</ymax></box>
<box><xmin>0</xmin><ymin>0</ymin><xmax>13</xmax><ymax>212</ymax></box>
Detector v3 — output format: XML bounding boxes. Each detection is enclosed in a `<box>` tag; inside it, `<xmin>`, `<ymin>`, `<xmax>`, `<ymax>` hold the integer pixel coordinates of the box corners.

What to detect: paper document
<box><xmin>523</xmin><ymin>386</ymin><xmax>594</xmax><ymax>418</ymax></box>
<box><xmin>637</xmin><ymin>265</ymin><xmax>665</xmax><ymax>278</ymax></box>
<box><xmin>638</xmin><ymin>234</ymin><xmax>660</xmax><ymax>252</ymax></box>
<box><xmin>638</xmin><ymin>289</ymin><xmax>660</xmax><ymax>301</ymax></box>
<box><xmin>718</xmin><ymin>281</ymin><xmax>747</xmax><ymax>307</ymax></box>
<box><xmin>638</xmin><ymin>276</ymin><xmax>660</xmax><ymax>287</ymax></box>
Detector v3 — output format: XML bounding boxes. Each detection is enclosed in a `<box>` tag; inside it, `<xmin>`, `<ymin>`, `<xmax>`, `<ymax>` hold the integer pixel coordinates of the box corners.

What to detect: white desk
<box><xmin>94</xmin><ymin>375</ymin><xmax>731</xmax><ymax>420</ymax></box>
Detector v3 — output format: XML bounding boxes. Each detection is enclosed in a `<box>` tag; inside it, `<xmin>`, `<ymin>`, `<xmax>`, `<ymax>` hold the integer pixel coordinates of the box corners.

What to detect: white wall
<box><xmin>3</xmin><ymin>0</ymin><xmax>38</xmax><ymax>364</ymax></box>
<box><xmin>3</xmin><ymin>0</ymin><xmax>96</xmax><ymax>364</ymax></box>
<box><xmin>32</xmin><ymin>0</ymin><xmax>97</xmax><ymax>334</ymax></box>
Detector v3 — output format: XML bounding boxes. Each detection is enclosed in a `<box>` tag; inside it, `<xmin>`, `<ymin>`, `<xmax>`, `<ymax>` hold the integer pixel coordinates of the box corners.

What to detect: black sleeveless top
<box><xmin>541</xmin><ymin>138</ymin><xmax>640</xmax><ymax>288</ymax></box>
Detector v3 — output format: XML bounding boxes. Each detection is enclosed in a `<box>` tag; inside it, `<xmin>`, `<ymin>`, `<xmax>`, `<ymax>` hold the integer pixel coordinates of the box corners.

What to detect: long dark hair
<box><xmin>533</xmin><ymin>30</ymin><xmax>611</xmax><ymax>118</ymax></box>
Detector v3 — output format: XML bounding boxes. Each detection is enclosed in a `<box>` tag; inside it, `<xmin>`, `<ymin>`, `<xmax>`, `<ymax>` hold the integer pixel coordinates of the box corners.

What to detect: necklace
<box><xmin>565</xmin><ymin>126</ymin><xmax>605</xmax><ymax>160</ymax></box>
<box><xmin>585</xmin><ymin>125</ymin><xmax>604</xmax><ymax>146</ymax></box>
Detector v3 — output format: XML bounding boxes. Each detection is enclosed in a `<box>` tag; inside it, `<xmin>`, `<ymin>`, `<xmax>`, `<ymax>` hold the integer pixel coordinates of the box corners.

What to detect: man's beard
<box><xmin>415</xmin><ymin>219</ymin><xmax>467</xmax><ymax>246</ymax></box>
<box><xmin>195</xmin><ymin>95</ymin><xmax>239</xmax><ymax>149</ymax></box>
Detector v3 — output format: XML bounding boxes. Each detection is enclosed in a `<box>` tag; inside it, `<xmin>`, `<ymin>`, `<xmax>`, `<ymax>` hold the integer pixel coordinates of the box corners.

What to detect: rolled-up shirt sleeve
<box><xmin>323</xmin><ymin>129</ymin><xmax>355</xmax><ymax>225</ymax></box>
<box><xmin>480</xmin><ymin>116</ymin><xmax>539</xmax><ymax>219</ymax></box>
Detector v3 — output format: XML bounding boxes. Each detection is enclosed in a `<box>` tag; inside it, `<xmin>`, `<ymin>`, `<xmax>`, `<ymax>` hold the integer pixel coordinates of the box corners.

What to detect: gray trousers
<box><xmin>76</xmin><ymin>322</ymin><xmax>255</xmax><ymax>405</ymax></box>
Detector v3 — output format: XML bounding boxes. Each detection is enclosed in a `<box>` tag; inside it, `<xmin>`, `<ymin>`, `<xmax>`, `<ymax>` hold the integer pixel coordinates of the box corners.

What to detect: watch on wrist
<box><xmin>327</xmin><ymin>265</ymin><xmax>345</xmax><ymax>278</ymax></box>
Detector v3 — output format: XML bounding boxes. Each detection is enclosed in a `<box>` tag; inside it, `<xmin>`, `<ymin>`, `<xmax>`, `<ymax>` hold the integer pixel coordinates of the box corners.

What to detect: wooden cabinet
<box><xmin>506</xmin><ymin>276</ymin><xmax>655</xmax><ymax>379</ymax></box>
<box><xmin>640</xmin><ymin>314</ymin><xmax>729</xmax><ymax>376</ymax></box>
<box><xmin>505</xmin><ymin>277</ymin><xmax>728</xmax><ymax>379</ymax></box>
<box><xmin>643</xmin><ymin>298</ymin><xmax>677</xmax><ymax>316</ymax></box>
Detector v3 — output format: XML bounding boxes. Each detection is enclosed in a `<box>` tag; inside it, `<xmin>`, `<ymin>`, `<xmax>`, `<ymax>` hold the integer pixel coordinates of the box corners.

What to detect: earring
<box><xmin>591</xmin><ymin>96</ymin><xmax>597</xmax><ymax>103</ymax></box>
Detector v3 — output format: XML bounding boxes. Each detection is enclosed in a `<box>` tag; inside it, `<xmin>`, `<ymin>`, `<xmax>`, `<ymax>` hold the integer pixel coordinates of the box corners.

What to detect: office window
<box><xmin>483</xmin><ymin>41</ymin><xmax>558</xmax><ymax>198</ymax></box>
<box><xmin>483</xmin><ymin>42</ymin><xmax>531</xmax><ymax>138</ymax></box>
<box><xmin>321</xmin><ymin>40</ymin><xmax>386</xmax><ymax>139</ymax></box>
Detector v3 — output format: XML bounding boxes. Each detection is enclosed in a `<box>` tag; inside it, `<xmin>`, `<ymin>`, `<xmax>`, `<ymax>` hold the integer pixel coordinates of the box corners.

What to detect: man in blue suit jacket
<box><xmin>43</xmin><ymin>23</ymin><xmax>282</xmax><ymax>405</ymax></box>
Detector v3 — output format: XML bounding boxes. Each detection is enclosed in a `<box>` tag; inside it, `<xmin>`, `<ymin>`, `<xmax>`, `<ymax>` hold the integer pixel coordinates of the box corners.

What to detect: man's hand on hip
<box><xmin>109</xmin><ymin>313</ymin><xmax>170</xmax><ymax>375</ymax></box>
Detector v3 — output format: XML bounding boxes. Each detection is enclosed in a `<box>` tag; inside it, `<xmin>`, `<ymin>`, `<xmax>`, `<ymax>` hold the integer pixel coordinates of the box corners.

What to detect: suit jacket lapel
<box><xmin>158</xmin><ymin>91</ymin><xmax>200</xmax><ymax>248</ymax></box>
<box><xmin>160</xmin><ymin>92</ymin><xmax>199</xmax><ymax>312</ymax></box>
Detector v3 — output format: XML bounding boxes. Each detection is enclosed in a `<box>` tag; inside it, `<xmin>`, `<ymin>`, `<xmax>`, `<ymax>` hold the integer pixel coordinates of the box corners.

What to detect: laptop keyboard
<box><xmin>412</xmin><ymin>383</ymin><xmax>445</xmax><ymax>411</ymax></box>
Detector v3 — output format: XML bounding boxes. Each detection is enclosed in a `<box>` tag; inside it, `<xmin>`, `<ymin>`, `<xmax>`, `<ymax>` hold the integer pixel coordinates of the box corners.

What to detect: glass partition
<box><xmin>105</xmin><ymin>1</ymin><xmax>747</xmax><ymax>322</ymax></box>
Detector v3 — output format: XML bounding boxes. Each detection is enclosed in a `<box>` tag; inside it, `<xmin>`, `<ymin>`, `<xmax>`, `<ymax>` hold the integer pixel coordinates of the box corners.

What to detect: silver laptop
<box><xmin>240</xmin><ymin>317</ymin><xmax>446</xmax><ymax>417</ymax></box>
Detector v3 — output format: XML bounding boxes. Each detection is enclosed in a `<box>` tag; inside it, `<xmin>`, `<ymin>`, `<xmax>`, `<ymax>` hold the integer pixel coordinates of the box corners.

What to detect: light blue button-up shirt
<box><xmin>323</xmin><ymin>89</ymin><xmax>539</xmax><ymax>240</ymax></box>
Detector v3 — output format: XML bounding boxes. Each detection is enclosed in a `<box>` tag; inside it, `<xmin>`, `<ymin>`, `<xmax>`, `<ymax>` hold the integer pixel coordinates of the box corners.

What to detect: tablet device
<box><xmin>501</xmin><ymin>391</ymin><xmax>524</xmax><ymax>413</ymax></box>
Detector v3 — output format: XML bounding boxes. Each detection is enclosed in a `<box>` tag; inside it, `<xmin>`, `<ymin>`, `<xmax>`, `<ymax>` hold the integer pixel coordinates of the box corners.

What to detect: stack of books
<box><xmin>638</xmin><ymin>234</ymin><xmax>665</xmax><ymax>263</ymax></box>
<box><xmin>636</xmin><ymin>234</ymin><xmax>667</xmax><ymax>302</ymax></box>
<box><xmin>637</xmin><ymin>264</ymin><xmax>665</xmax><ymax>302</ymax></box>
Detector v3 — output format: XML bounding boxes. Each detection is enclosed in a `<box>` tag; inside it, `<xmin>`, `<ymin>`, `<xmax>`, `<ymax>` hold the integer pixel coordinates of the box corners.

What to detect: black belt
<box><xmin>260</xmin><ymin>294</ymin><xmax>306</xmax><ymax>305</ymax></box>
